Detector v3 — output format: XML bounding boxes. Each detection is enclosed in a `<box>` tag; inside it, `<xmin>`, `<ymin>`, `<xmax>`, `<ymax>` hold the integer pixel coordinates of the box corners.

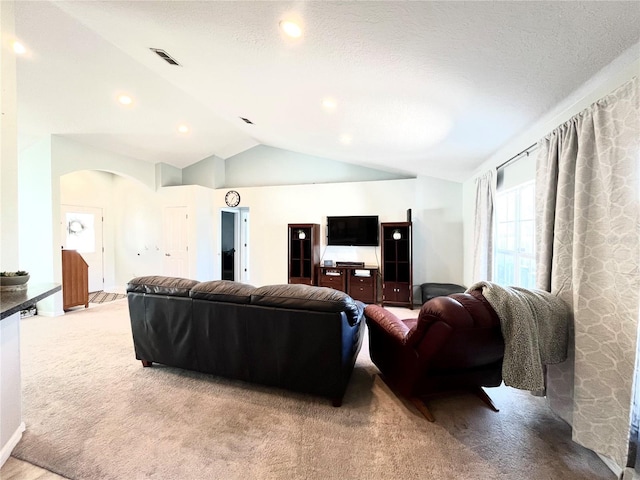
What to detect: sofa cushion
<box><xmin>190</xmin><ymin>280</ymin><xmax>256</xmax><ymax>304</ymax></box>
<box><xmin>251</xmin><ymin>284</ymin><xmax>363</xmax><ymax>325</ymax></box>
<box><xmin>126</xmin><ymin>276</ymin><xmax>199</xmax><ymax>297</ymax></box>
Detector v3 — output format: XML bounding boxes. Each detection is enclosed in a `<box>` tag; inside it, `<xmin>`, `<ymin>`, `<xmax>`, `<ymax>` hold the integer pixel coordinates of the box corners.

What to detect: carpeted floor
<box><xmin>13</xmin><ymin>300</ymin><xmax>614</xmax><ymax>480</ymax></box>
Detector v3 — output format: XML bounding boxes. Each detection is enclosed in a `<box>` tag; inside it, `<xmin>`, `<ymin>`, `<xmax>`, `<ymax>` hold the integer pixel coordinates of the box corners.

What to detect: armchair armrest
<box><xmin>364</xmin><ymin>304</ymin><xmax>412</xmax><ymax>346</ymax></box>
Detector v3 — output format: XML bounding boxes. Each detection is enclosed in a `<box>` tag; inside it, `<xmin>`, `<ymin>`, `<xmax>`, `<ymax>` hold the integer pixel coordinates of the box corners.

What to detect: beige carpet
<box><xmin>13</xmin><ymin>300</ymin><xmax>614</xmax><ymax>479</ymax></box>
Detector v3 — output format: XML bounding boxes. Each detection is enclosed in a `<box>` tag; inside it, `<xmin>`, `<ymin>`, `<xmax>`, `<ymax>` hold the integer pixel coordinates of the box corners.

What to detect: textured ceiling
<box><xmin>13</xmin><ymin>1</ymin><xmax>640</xmax><ymax>182</ymax></box>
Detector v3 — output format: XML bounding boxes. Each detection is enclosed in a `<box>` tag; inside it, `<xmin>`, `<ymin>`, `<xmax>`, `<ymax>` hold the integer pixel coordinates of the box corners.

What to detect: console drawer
<box><xmin>319</xmin><ymin>273</ymin><xmax>345</xmax><ymax>291</ymax></box>
<box><xmin>350</xmin><ymin>285</ymin><xmax>375</xmax><ymax>304</ymax></box>
<box><xmin>351</xmin><ymin>275</ymin><xmax>374</xmax><ymax>287</ymax></box>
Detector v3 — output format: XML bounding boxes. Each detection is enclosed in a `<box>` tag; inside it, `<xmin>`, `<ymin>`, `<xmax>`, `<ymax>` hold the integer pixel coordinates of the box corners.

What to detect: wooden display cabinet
<box><xmin>288</xmin><ymin>224</ymin><xmax>320</xmax><ymax>285</ymax></box>
<box><xmin>381</xmin><ymin>222</ymin><xmax>413</xmax><ymax>308</ymax></box>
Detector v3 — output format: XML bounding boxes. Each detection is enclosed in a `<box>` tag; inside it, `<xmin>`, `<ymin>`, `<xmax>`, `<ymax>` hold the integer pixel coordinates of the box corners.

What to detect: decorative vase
<box><xmin>0</xmin><ymin>274</ymin><xmax>30</xmax><ymax>286</ymax></box>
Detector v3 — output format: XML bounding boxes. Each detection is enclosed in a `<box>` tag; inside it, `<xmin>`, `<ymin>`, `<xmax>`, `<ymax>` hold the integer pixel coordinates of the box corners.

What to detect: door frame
<box><xmin>219</xmin><ymin>207</ymin><xmax>249</xmax><ymax>283</ymax></box>
<box><xmin>60</xmin><ymin>204</ymin><xmax>104</xmax><ymax>292</ymax></box>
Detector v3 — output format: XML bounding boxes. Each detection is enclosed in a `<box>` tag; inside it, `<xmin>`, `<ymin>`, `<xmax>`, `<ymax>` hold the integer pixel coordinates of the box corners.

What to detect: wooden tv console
<box><xmin>317</xmin><ymin>265</ymin><xmax>379</xmax><ymax>304</ymax></box>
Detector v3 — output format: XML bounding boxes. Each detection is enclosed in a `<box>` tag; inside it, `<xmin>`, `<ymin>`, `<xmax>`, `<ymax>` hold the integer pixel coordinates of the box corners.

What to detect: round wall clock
<box><xmin>225</xmin><ymin>190</ymin><xmax>241</xmax><ymax>207</ymax></box>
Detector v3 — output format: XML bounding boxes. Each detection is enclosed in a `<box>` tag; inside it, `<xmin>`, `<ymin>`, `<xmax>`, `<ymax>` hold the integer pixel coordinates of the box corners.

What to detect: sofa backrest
<box><xmin>127</xmin><ymin>277</ymin><xmax>363</xmax><ymax>324</ymax></box>
<box><xmin>250</xmin><ymin>284</ymin><xmax>363</xmax><ymax>326</ymax></box>
<box><xmin>127</xmin><ymin>275</ymin><xmax>199</xmax><ymax>297</ymax></box>
<box><xmin>190</xmin><ymin>280</ymin><xmax>256</xmax><ymax>304</ymax></box>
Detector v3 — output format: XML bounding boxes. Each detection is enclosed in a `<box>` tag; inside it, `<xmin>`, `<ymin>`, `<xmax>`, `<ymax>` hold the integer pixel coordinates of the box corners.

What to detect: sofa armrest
<box><xmin>364</xmin><ymin>305</ymin><xmax>412</xmax><ymax>346</ymax></box>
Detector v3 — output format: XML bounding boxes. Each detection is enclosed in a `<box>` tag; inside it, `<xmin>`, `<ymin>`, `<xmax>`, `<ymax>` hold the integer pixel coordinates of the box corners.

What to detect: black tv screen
<box><xmin>327</xmin><ymin>216</ymin><xmax>379</xmax><ymax>246</ymax></box>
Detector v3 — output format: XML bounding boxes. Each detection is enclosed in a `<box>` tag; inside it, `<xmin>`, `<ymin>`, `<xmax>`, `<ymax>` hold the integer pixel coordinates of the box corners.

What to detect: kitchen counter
<box><xmin>0</xmin><ymin>283</ymin><xmax>61</xmax><ymax>320</ymax></box>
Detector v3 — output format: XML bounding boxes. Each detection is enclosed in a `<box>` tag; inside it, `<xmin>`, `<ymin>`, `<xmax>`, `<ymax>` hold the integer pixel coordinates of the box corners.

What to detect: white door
<box><xmin>61</xmin><ymin>205</ymin><xmax>104</xmax><ymax>292</ymax></box>
<box><xmin>163</xmin><ymin>206</ymin><xmax>188</xmax><ymax>278</ymax></box>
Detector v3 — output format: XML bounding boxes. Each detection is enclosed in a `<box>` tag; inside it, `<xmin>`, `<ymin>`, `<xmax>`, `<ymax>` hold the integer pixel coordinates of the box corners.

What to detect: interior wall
<box><xmin>213</xmin><ymin>176</ymin><xmax>463</xmax><ymax>290</ymax></box>
<box><xmin>111</xmin><ymin>178</ymin><xmax>215</xmax><ymax>286</ymax></box>
<box><xmin>0</xmin><ymin>0</ymin><xmax>19</xmax><ymax>273</ymax></box>
<box><xmin>45</xmin><ymin>137</ymin><xmax>157</xmax><ymax>295</ymax></box>
<box><xmin>59</xmin><ymin>170</ymin><xmax>117</xmax><ymax>290</ymax></box>
<box><xmin>31</xmin><ymin>137</ymin><xmax>461</xmax><ymax>298</ymax></box>
<box><xmin>224</xmin><ymin>145</ymin><xmax>412</xmax><ymax>187</ymax></box>
<box><xmin>182</xmin><ymin>154</ymin><xmax>225</xmax><ymax>189</ymax></box>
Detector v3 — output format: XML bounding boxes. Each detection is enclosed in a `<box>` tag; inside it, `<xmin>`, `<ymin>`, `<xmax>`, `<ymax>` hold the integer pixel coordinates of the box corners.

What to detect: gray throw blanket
<box><xmin>467</xmin><ymin>281</ymin><xmax>570</xmax><ymax>391</ymax></box>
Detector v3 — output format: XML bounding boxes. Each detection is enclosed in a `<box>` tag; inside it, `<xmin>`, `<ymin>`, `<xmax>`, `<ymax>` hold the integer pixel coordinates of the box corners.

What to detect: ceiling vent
<box><xmin>240</xmin><ymin>117</ymin><xmax>254</xmax><ymax>124</ymax></box>
<box><xmin>150</xmin><ymin>48</ymin><xmax>181</xmax><ymax>66</ymax></box>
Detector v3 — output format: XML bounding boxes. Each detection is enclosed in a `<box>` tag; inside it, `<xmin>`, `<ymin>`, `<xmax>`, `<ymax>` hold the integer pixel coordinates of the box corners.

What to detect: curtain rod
<box><xmin>496</xmin><ymin>142</ymin><xmax>538</xmax><ymax>171</ymax></box>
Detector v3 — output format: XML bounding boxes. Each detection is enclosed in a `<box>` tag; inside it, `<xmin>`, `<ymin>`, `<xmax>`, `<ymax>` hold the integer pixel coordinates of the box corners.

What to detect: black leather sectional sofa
<box><xmin>126</xmin><ymin>276</ymin><xmax>365</xmax><ymax>406</ymax></box>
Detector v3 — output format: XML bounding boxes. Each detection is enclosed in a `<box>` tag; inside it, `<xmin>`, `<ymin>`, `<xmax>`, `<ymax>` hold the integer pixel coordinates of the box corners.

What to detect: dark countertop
<box><xmin>0</xmin><ymin>283</ymin><xmax>61</xmax><ymax>320</ymax></box>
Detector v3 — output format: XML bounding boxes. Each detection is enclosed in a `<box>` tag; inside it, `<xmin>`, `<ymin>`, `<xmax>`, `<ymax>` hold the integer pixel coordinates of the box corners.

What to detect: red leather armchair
<box><xmin>364</xmin><ymin>288</ymin><xmax>505</xmax><ymax>421</ymax></box>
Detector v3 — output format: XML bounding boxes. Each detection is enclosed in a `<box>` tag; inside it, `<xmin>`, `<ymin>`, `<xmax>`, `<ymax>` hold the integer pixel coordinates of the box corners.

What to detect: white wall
<box><xmin>213</xmin><ymin>176</ymin><xmax>463</xmax><ymax>290</ymax></box>
<box><xmin>224</xmin><ymin>145</ymin><xmax>411</xmax><ymax>187</ymax></box>
<box><xmin>21</xmin><ymin>136</ymin><xmax>462</xmax><ymax>300</ymax></box>
<box><xmin>461</xmin><ymin>45</ymin><xmax>640</xmax><ymax>286</ymax></box>
<box><xmin>112</xmin><ymin>174</ymin><xmax>163</xmax><ymax>284</ymax></box>
<box><xmin>111</xmin><ymin>178</ymin><xmax>215</xmax><ymax>286</ymax></box>
<box><xmin>17</xmin><ymin>137</ymin><xmax>157</xmax><ymax>309</ymax></box>
<box><xmin>51</xmin><ymin>137</ymin><xmax>156</xmax><ymax>288</ymax></box>
<box><xmin>60</xmin><ymin>170</ymin><xmax>117</xmax><ymax>290</ymax></box>
<box><xmin>0</xmin><ymin>1</ymin><xmax>26</xmax><ymax>468</ymax></box>
<box><xmin>55</xmin><ymin>171</ymin><xmax>462</xmax><ymax>293</ymax></box>
<box><xmin>0</xmin><ymin>0</ymin><xmax>19</xmax><ymax>273</ymax></box>
<box><xmin>182</xmin><ymin>154</ymin><xmax>225</xmax><ymax>189</ymax></box>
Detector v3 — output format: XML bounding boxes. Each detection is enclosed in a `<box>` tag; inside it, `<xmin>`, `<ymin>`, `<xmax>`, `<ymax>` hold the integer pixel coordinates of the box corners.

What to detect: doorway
<box><xmin>61</xmin><ymin>205</ymin><xmax>104</xmax><ymax>292</ymax></box>
<box><xmin>220</xmin><ymin>208</ymin><xmax>249</xmax><ymax>282</ymax></box>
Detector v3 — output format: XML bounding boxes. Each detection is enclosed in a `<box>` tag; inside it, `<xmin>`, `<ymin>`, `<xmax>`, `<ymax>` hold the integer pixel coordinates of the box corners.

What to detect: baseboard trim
<box><xmin>597</xmin><ymin>453</ymin><xmax>622</xmax><ymax>478</ymax></box>
<box><xmin>0</xmin><ymin>421</ymin><xmax>25</xmax><ymax>468</ymax></box>
<box><xmin>36</xmin><ymin>309</ymin><xmax>65</xmax><ymax>317</ymax></box>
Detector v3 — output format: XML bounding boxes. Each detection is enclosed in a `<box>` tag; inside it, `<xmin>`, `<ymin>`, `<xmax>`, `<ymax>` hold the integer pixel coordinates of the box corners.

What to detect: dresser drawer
<box><xmin>319</xmin><ymin>273</ymin><xmax>345</xmax><ymax>291</ymax></box>
<box><xmin>350</xmin><ymin>285</ymin><xmax>375</xmax><ymax>304</ymax></box>
<box><xmin>351</xmin><ymin>275</ymin><xmax>374</xmax><ymax>287</ymax></box>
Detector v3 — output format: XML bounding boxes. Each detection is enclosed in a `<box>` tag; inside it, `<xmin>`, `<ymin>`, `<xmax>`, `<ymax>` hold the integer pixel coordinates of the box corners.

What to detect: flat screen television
<box><xmin>327</xmin><ymin>215</ymin><xmax>379</xmax><ymax>246</ymax></box>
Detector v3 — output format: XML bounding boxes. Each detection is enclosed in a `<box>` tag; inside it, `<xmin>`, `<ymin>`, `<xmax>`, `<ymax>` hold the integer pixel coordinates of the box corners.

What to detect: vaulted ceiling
<box><xmin>13</xmin><ymin>1</ymin><xmax>640</xmax><ymax>182</ymax></box>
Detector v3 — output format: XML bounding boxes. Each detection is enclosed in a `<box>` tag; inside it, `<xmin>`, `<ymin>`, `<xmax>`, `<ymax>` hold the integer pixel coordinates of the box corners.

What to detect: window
<box><xmin>494</xmin><ymin>181</ymin><xmax>535</xmax><ymax>288</ymax></box>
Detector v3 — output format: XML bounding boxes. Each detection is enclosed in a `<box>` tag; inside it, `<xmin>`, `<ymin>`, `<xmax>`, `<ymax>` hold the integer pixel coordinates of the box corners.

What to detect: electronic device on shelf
<box><xmin>335</xmin><ymin>261</ymin><xmax>365</xmax><ymax>267</ymax></box>
<box><xmin>354</xmin><ymin>269</ymin><xmax>371</xmax><ymax>277</ymax></box>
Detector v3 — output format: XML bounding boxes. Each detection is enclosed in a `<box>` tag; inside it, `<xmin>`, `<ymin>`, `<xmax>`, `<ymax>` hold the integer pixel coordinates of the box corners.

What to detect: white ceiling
<box><xmin>13</xmin><ymin>1</ymin><xmax>640</xmax><ymax>182</ymax></box>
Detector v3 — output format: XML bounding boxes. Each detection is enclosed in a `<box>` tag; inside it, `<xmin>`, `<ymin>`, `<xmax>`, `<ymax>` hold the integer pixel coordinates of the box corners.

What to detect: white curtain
<box><xmin>536</xmin><ymin>77</ymin><xmax>640</xmax><ymax>468</ymax></box>
<box><xmin>472</xmin><ymin>170</ymin><xmax>495</xmax><ymax>282</ymax></box>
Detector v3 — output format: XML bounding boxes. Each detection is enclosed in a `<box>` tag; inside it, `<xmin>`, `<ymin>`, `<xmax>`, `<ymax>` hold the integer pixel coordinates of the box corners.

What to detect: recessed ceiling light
<box><xmin>177</xmin><ymin>125</ymin><xmax>189</xmax><ymax>134</ymax></box>
<box><xmin>280</xmin><ymin>20</ymin><xmax>302</xmax><ymax>38</ymax></box>
<box><xmin>322</xmin><ymin>98</ymin><xmax>337</xmax><ymax>110</ymax></box>
<box><xmin>12</xmin><ymin>41</ymin><xmax>26</xmax><ymax>55</ymax></box>
<box><xmin>118</xmin><ymin>94</ymin><xmax>133</xmax><ymax>106</ymax></box>
<box><xmin>340</xmin><ymin>134</ymin><xmax>352</xmax><ymax>145</ymax></box>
